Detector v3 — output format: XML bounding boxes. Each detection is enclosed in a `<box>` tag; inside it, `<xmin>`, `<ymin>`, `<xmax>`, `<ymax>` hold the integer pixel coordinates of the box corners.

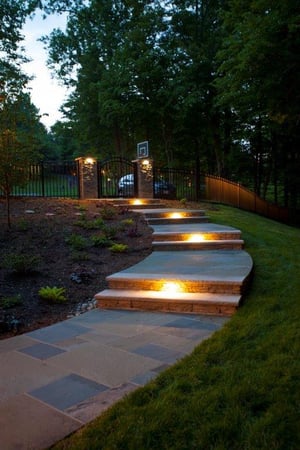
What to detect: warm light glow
<box><xmin>186</xmin><ymin>234</ymin><xmax>205</xmax><ymax>242</ymax></box>
<box><xmin>131</xmin><ymin>199</ymin><xmax>143</xmax><ymax>205</ymax></box>
<box><xmin>161</xmin><ymin>282</ymin><xmax>184</xmax><ymax>294</ymax></box>
<box><xmin>169</xmin><ymin>212</ymin><xmax>183</xmax><ymax>219</ymax></box>
<box><xmin>84</xmin><ymin>157</ymin><xmax>95</xmax><ymax>165</ymax></box>
<box><xmin>142</xmin><ymin>159</ymin><xmax>150</xmax><ymax>166</ymax></box>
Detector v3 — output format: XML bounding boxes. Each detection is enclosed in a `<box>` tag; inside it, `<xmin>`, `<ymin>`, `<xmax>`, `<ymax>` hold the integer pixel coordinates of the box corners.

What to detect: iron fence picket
<box><xmin>0</xmin><ymin>162</ymin><xmax>79</xmax><ymax>198</ymax></box>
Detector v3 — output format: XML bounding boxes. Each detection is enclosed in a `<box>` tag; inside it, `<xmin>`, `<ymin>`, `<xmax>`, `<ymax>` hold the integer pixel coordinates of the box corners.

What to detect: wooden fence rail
<box><xmin>203</xmin><ymin>175</ymin><xmax>299</xmax><ymax>225</ymax></box>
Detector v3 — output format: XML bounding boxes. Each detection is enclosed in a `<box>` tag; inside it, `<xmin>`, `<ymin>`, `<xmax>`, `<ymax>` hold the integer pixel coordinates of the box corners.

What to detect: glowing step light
<box><xmin>186</xmin><ymin>234</ymin><xmax>206</xmax><ymax>242</ymax></box>
<box><xmin>169</xmin><ymin>212</ymin><xmax>183</xmax><ymax>219</ymax></box>
<box><xmin>161</xmin><ymin>281</ymin><xmax>184</xmax><ymax>294</ymax></box>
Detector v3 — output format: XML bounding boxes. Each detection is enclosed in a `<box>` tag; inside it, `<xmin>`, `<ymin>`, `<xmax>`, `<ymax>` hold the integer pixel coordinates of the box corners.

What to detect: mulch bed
<box><xmin>0</xmin><ymin>197</ymin><xmax>153</xmax><ymax>340</ymax></box>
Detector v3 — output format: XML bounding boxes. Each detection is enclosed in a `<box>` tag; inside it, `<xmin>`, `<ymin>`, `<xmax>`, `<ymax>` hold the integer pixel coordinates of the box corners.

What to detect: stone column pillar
<box><xmin>132</xmin><ymin>158</ymin><xmax>154</xmax><ymax>198</ymax></box>
<box><xmin>76</xmin><ymin>157</ymin><xmax>98</xmax><ymax>199</ymax></box>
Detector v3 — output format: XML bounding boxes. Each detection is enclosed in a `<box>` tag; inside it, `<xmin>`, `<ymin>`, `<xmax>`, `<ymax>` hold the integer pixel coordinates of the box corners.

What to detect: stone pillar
<box><xmin>133</xmin><ymin>158</ymin><xmax>154</xmax><ymax>198</ymax></box>
<box><xmin>76</xmin><ymin>157</ymin><xmax>98</xmax><ymax>199</ymax></box>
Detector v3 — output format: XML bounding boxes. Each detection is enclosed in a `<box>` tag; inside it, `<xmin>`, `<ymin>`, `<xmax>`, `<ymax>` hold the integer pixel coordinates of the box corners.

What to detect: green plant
<box><xmin>38</xmin><ymin>286</ymin><xmax>67</xmax><ymax>303</ymax></box>
<box><xmin>75</xmin><ymin>216</ymin><xmax>105</xmax><ymax>230</ymax></box>
<box><xmin>65</xmin><ymin>233</ymin><xmax>89</xmax><ymax>250</ymax></box>
<box><xmin>0</xmin><ymin>294</ymin><xmax>23</xmax><ymax>309</ymax></box>
<box><xmin>76</xmin><ymin>204</ymin><xmax>87</xmax><ymax>212</ymax></box>
<box><xmin>16</xmin><ymin>219</ymin><xmax>29</xmax><ymax>231</ymax></box>
<box><xmin>3</xmin><ymin>253</ymin><xmax>40</xmax><ymax>274</ymax></box>
<box><xmin>70</xmin><ymin>251</ymin><xmax>90</xmax><ymax>262</ymax></box>
<box><xmin>109</xmin><ymin>243</ymin><xmax>128</xmax><ymax>253</ymax></box>
<box><xmin>121</xmin><ymin>218</ymin><xmax>134</xmax><ymax>226</ymax></box>
<box><xmin>99</xmin><ymin>204</ymin><xmax>118</xmax><ymax>220</ymax></box>
<box><xmin>102</xmin><ymin>224</ymin><xmax>119</xmax><ymax>239</ymax></box>
<box><xmin>91</xmin><ymin>234</ymin><xmax>113</xmax><ymax>247</ymax></box>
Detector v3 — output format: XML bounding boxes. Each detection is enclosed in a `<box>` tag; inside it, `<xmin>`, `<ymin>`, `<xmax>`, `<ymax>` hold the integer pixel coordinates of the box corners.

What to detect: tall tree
<box><xmin>0</xmin><ymin>94</ymin><xmax>42</xmax><ymax>227</ymax></box>
<box><xmin>215</xmin><ymin>0</ymin><xmax>300</xmax><ymax>204</ymax></box>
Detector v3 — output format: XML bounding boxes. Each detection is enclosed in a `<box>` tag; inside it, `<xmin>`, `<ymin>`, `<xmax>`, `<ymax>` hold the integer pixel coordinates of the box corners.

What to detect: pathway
<box><xmin>0</xmin><ymin>201</ymin><xmax>252</xmax><ymax>449</ymax></box>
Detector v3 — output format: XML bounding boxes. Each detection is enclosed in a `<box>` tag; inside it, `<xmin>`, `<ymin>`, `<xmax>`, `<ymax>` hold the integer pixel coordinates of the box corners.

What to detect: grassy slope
<box><xmin>52</xmin><ymin>205</ymin><xmax>300</xmax><ymax>450</ymax></box>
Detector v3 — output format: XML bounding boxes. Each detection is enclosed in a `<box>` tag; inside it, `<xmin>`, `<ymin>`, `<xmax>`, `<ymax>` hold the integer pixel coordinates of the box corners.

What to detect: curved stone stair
<box><xmin>95</xmin><ymin>201</ymin><xmax>253</xmax><ymax>316</ymax></box>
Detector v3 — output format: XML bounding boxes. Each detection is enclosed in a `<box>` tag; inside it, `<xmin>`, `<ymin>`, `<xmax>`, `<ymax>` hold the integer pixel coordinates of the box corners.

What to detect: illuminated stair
<box><xmin>95</xmin><ymin>205</ymin><xmax>253</xmax><ymax>316</ymax></box>
<box><xmin>151</xmin><ymin>223</ymin><xmax>244</xmax><ymax>251</ymax></box>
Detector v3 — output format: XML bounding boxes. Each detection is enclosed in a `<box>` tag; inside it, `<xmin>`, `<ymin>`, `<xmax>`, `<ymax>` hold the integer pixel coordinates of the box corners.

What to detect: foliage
<box><xmin>38</xmin><ymin>286</ymin><xmax>67</xmax><ymax>303</ymax></box>
<box><xmin>120</xmin><ymin>218</ymin><xmax>134</xmax><ymax>226</ymax></box>
<box><xmin>91</xmin><ymin>234</ymin><xmax>113</xmax><ymax>248</ymax></box>
<box><xmin>75</xmin><ymin>216</ymin><xmax>105</xmax><ymax>230</ymax></box>
<box><xmin>99</xmin><ymin>204</ymin><xmax>118</xmax><ymax>220</ymax></box>
<box><xmin>0</xmin><ymin>94</ymin><xmax>45</xmax><ymax>227</ymax></box>
<box><xmin>109</xmin><ymin>243</ymin><xmax>128</xmax><ymax>253</ymax></box>
<box><xmin>41</xmin><ymin>0</ymin><xmax>299</xmax><ymax>207</ymax></box>
<box><xmin>65</xmin><ymin>233</ymin><xmax>89</xmax><ymax>250</ymax></box>
<box><xmin>0</xmin><ymin>294</ymin><xmax>23</xmax><ymax>309</ymax></box>
<box><xmin>51</xmin><ymin>204</ymin><xmax>300</xmax><ymax>450</ymax></box>
<box><xmin>3</xmin><ymin>252</ymin><xmax>40</xmax><ymax>274</ymax></box>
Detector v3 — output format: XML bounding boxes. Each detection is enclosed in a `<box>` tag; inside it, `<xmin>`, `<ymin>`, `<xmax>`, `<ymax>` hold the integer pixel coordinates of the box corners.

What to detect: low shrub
<box><xmin>3</xmin><ymin>253</ymin><xmax>40</xmax><ymax>275</ymax></box>
<box><xmin>91</xmin><ymin>235</ymin><xmax>113</xmax><ymax>247</ymax></box>
<box><xmin>109</xmin><ymin>243</ymin><xmax>128</xmax><ymax>253</ymax></box>
<box><xmin>99</xmin><ymin>204</ymin><xmax>118</xmax><ymax>220</ymax></box>
<box><xmin>75</xmin><ymin>216</ymin><xmax>105</xmax><ymax>230</ymax></box>
<box><xmin>65</xmin><ymin>233</ymin><xmax>89</xmax><ymax>250</ymax></box>
<box><xmin>38</xmin><ymin>286</ymin><xmax>67</xmax><ymax>303</ymax></box>
<box><xmin>0</xmin><ymin>294</ymin><xmax>23</xmax><ymax>309</ymax></box>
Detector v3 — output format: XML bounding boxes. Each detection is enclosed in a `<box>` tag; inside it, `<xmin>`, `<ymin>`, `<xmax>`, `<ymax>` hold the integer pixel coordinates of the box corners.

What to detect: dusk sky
<box><xmin>22</xmin><ymin>12</ymin><xmax>69</xmax><ymax>129</ymax></box>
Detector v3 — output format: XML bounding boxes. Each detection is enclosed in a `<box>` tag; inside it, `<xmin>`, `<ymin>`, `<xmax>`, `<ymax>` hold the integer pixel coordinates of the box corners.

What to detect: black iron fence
<box><xmin>0</xmin><ymin>161</ymin><xmax>79</xmax><ymax>198</ymax></box>
<box><xmin>98</xmin><ymin>157</ymin><xmax>136</xmax><ymax>198</ymax></box>
<box><xmin>153</xmin><ymin>167</ymin><xmax>200</xmax><ymax>201</ymax></box>
<box><xmin>1</xmin><ymin>159</ymin><xmax>298</xmax><ymax>224</ymax></box>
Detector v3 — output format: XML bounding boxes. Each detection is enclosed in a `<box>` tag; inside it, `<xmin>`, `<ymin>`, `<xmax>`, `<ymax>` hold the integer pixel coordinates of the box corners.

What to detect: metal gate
<box><xmin>98</xmin><ymin>157</ymin><xmax>136</xmax><ymax>198</ymax></box>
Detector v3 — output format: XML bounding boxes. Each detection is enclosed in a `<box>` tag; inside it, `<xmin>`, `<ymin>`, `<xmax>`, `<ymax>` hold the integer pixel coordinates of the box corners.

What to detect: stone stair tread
<box><xmin>107</xmin><ymin>250</ymin><xmax>252</xmax><ymax>282</ymax></box>
<box><xmin>139</xmin><ymin>208</ymin><xmax>207</xmax><ymax>218</ymax></box>
<box><xmin>151</xmin><ymin>223</ymin><xmax>241</xmax><ymax>233</ymax></box>
<box><xmin>152</xmin><ymin>240</ymin><xmax>244</xmax><ymax>251</ymax></box>
<box><xmin>146</xmin><ymin>217</ymin><xmax>210</xmax><ymax>225</ymax></box>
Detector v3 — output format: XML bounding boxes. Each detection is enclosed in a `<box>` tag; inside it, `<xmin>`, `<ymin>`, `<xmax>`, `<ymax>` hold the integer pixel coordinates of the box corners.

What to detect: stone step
<box><xmin>104</xmin><ymin>250</ymin><xmax>253</xmax><ymax>296</ymax></box>
<box><xmin>142</xmin><ymin>209</ymin><xmax>207</xmax><ymax>219</ymax></box>
<box><xmin>110</xmin><ymin>199</ymin><xmax>165</xmax><ymax>210</ymax></box>
<box><xmin>96</xmin><ymin>289</ymin><xmax>241</xmax><ymax>316</ymax></box>
<box><xmin>106</xmin><ymin>275</ymin><xmax>243</xmax><ymax>294</ymax></box>
<box><xmin>147</xmin><ymin>216</ymin><xmax>210</xmax><ymax>225</ymax></box>
<box><xmin>152</xmin><ymin>230</ymin><xmax>242</xmax><ymax>242</ymax></box>
<box><xmin>152</xmin><ymin>239</ymin><xmax>244</xmax><ymax>251</ymax></box>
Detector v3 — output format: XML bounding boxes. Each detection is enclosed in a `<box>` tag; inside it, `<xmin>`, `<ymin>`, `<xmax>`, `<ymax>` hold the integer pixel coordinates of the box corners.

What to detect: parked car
<box><xmin>118</xmin><ymin>174</ymin><xmax>176</xmax><ymax>199</ymax></box>
<box><xmin>118</xmin><ymin>174</ymin><xmax>135</xmax><ymax>197</ymax></box>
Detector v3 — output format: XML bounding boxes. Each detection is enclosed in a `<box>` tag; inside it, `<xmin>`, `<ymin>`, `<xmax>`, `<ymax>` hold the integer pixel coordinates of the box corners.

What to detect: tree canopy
<box><xmin>0</xmin><ymin>0</ymin><xmax>299</xmax><ymax>208</ymax></box>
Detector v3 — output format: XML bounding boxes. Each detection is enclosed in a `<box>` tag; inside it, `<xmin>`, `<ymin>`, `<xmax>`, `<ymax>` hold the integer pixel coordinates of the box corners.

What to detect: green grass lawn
<box><xmin>52</xmin><ymin>205</ymin><xmax>300</xmax><ymax>450</ymax></box>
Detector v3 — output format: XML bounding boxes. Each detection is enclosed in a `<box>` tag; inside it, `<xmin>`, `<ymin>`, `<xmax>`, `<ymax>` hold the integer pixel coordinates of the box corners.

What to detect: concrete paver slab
<box><xmin>29</xmin><ymin>373</ymin><xmax>109</xmax><ymax>411</ymax></box>
<box><xmin>0</xmin><ymin>394</ymin><xmax>80</xmax><ymax>450</ymax></box>
<box><xmin>0</xmin><ymin>308</ymin><xmax>228</xmax><ymax>450</ymax></box>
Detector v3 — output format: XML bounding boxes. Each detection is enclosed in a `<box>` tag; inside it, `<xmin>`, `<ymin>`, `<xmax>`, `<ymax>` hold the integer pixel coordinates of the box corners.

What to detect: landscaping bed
<box><xmin>0</xmin><ymin>197</ymin><xmax>153</xmax><ymax>340</ymax></box>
